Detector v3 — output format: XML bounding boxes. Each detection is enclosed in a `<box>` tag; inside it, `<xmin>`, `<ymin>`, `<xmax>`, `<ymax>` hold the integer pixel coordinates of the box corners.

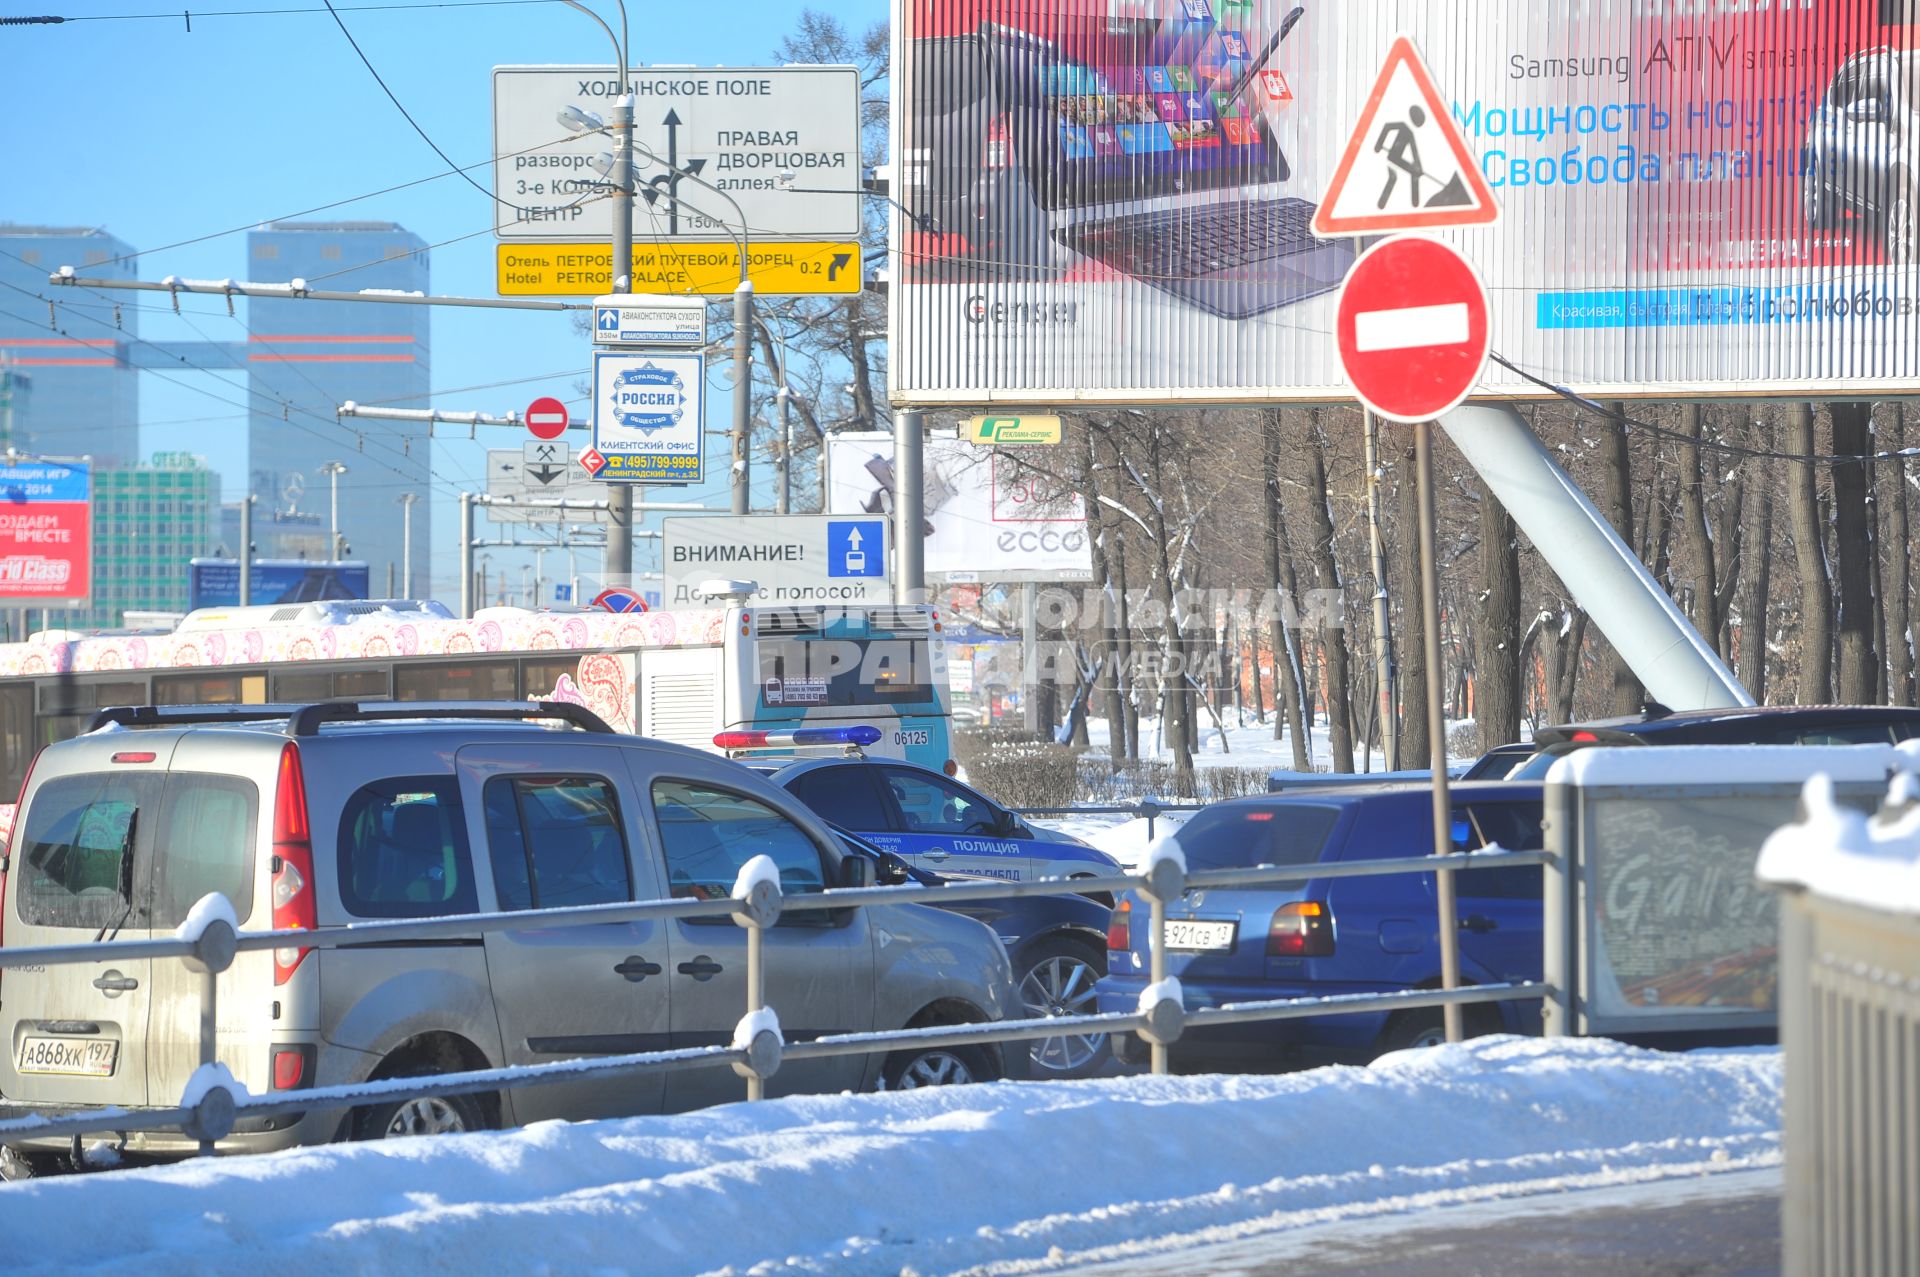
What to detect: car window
<box><xmin>652</xmin><ymin>780</ymin><xmax>828</xmax><ymax>900</ymax></box>
<box><xmin>883</xmin><ymin>768</ymin><xmax>997</xmax><ymax>835</ymax></box>
<box><xmin>1172</xmin><ymin>803</ymin><xmax>1341</xmax><ymax>871</ymax></box>
<box><xmin>150</xmin><ymin>775</ymin><xmax>258</xmax><ymax>927</ymax></box>
<box><xmin>1456</xmin><ymin>803</ymin><xmax>1545</xmax><ymax>900</ymax></box>
<box><xmin>14</xmin><ymin>773</ymin><xmax>160</xmax><ymax>930</ymax></box>
<box><xmin>337</xmin><ymin>777</ymin><xmax>479</xmax><ymax>919</ymax></box>
<box><xmin>483</xmin><ymin>776</ymin><xmax>631</xmax><ymax>911</ymax></box>
<box><xmin>786</xmin><ymin>766</ymin><xmax>893</xmax><ymax>831</ymax></box>
<box><xmin>1797</xmin><ymin>724</ymin><xmax>1898</xmax><ymax>746</ymax></box>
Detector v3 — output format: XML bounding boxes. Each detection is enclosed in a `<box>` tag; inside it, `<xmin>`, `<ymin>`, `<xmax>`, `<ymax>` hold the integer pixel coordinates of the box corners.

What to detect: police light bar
<box><xmin>713</xmin><ymin>725</ymin><xmax>883</xmax><ymax>750</ymax></box>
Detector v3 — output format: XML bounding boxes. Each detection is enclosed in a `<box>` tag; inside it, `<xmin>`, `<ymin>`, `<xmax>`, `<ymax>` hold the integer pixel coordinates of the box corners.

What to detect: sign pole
<box><xmin>1363</xmin><ymin>410</ymin><xmax>1397</xmax><ymax>771</ymax></box>
<box><xmin>894</xmin><ymin>410</ymin><xmax>924</xmax><ymax>605</ymax></box>
<box><xmin>732</xmin><ymin>279</ymin><xmax>754</xmax><ymax>516</ymax></box>
<box><xmin>1416</xmin><ymin>420</ymin><xmax>1463</xmax><ymax>1043</ymax></box>
<box><xmin>604</xmin><ymin>90</ymin><xmax>636</xmax><ymax>588</ymax></box>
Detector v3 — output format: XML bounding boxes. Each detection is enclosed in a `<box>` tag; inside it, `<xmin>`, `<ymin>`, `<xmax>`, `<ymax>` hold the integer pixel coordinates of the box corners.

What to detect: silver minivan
<box><xmin>0</xmin><ymin>702</ymin><xmax>1019</xmax><ymax>1168</ymax></box>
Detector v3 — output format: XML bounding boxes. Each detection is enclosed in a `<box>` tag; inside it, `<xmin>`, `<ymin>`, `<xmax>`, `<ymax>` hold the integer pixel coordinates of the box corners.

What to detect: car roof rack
<box><xmin>89</xmin><ymin>700</ymin><xmax>616</xmax><ymax>737</ymax></box>
<box><xmin>283</xmin><ymin>700</ymin><xmax>615</xmax><ymax>737</ymax></box>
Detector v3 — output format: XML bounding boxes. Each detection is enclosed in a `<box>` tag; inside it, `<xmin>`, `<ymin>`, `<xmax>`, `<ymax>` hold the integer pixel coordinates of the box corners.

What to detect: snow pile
<box><xmin>177</xmin><ymin>1063</ymin><xmax>250</xmax><ymax>1110</ymax></box>
<box><xmin>731</xmin><ymin>1007</ymin><xmax>782</xmax><ymax>1051</ymax></box>
<box><xmin>173</xmin><ymin>893</ymin><xmax>238</xmax><ymax>944</ymax></box>
<box><xmin>0</xmin><ymin>1038</ymin><xmax>1781</xmax><ymax>1277</ymax></box>
<box><xmin>1758</xmin><ymin>771</ymin><xmax>1920</xmax><ymax>914</ymax></box>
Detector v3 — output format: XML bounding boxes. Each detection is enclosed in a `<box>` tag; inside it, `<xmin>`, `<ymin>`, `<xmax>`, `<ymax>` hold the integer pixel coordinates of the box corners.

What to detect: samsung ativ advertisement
<box><xmin>892</xmin><ymin>0</ymin><xmax>1920</xmax><ymax>405</ymax></box>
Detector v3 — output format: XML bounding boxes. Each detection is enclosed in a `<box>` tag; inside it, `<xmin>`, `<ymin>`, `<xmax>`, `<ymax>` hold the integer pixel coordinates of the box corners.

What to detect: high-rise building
<box><xmin>0</xmin><ymin>225</ymin><xmax>141</xmax><ymax>465</ymax></box>
<box><xmin>246</xmin><ymin>222</ymin><xmax>432</xmax><ymax>596</ymax></box>
<box><xmin>50</xmin><ymin>451</ymin><xmax>220</xmax><ymax>629</ymax></box>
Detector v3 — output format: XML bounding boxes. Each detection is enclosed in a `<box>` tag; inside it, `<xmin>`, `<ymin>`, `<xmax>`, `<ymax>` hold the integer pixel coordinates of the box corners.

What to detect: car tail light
<box><xmin>271</xmin><ymin>742</ymin><xmax>317</xmax><ymax>985</ymax></box>
<box><xmin>942</xmin><ymin>758</ymin><xmax>959</xmax><ymax>778</ymax></box>
<box><xmin>1106</xmin><ymin>898</ymin><xmax>1131</xmax><ymax>951</ymax></box>
<box><xmin>1570</xmin><ymin>730</ymin><xmax>1599</xmax><ymax>743</ymax></box>
<box><xmin>0</xmin><ymin>749</ymin><xmax>39</xmax><ymax>955</ymax></box>
<box><xmin>271</xmin><ymin>1044</ymin><xmax>315</xmax><ymax>1091</ymax></box>
<box><xmin>1267</xmin><ymin>900</ymin><xmax>1334</xmax><ymax>957</ymax></box>
<box><xmin>110</xmin><ymin>751</ymin><xmax>157</xmax><ymax>764</ymax></box>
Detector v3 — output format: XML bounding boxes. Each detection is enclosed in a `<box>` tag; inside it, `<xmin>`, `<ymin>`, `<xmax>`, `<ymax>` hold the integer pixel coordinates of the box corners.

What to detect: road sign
<box><xmin>523</xmin><ymin>439</ymin><xmax>568</xmax><ymax>468</ymax></box>
<box><xmin>1334</xmin><ymin>236</ymin><xmax>1491</xmax><ymax>424</ymax></box>
<box><xmin>1311</xmin><ymin>35</ymin><xmax>1499</xmax><ymax>239</ymax></box>
<box><xmin>964</xmin><ymin>414</ymin><xmax>1062</xmax><ymax>447</ymax></box>
<box><xmin>492</xmin><ymin>66</ymin><xmax>860</xmax><ymax>242</ymax></box>
<box><xmin>592</xmin><ymin>295</ymin><xmax>707</xmax><ymax>347</ymax></box>
<box><xmin>662</xmin><ymin>514</ymin><xmax>892</xmax><ymax>605</ymax></box>
<box><xmin>525</xmin><ymin>396</ymin><xmax>569</xmax><ymax>439</ymax></box>
<box><xmin>486</xmin><ymin>449</ymin><xmax>605</xmax><ymax>522</ymax></box>
<box><xmin>497</xmin><ymin>242</ymin><xmax>862</xmax><ymax>297</ymax></box>
<box><xmin>591</xmin><ymin>350</ymin><xmax>705</xmax><ymax>484</ymax></box>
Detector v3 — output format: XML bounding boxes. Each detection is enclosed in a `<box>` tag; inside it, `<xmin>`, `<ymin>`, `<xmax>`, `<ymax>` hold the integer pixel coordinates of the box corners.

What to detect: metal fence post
<box><xmin>1148</xmin><ymin>890</ymin><xmax>1169</xmax><ymax>1075</ymax></box>
<box><xmin>197</xmin><ymin>968</ymin><xmax>218</xmax><ymax>1156</ymax></box>
<box><xmin>745</xmin><ymin>920</ymin><xmax>766</xmax><ymax>1102</ymax></box>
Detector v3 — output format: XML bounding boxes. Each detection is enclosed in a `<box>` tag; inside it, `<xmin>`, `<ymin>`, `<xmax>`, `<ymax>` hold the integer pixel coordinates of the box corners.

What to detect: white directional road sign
<box><xmin>592</xmin><ymin>295</ymin><xmax>707</xmax><ymax>346</ymax></box>
<box><xmin>486</xmin><ymin>448</ymin><xmax>604</xmax><ymax>523</ymax></box>
<box><xmin>662</xmin><ymin>514</ymin><xmax>889</xmax><ymax>606</ymax></box>
<box><xmin>493</xmin><ymin>65</ymin><xmax>861</xmax><ymax>243</ymax></box>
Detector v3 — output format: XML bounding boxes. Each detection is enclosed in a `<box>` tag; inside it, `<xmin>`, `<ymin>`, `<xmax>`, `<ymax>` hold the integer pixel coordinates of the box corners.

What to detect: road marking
<box><xmin>1353</xmin><ymin>302</ymin><xmax>1470</xmax><ymax>352</ymax></box>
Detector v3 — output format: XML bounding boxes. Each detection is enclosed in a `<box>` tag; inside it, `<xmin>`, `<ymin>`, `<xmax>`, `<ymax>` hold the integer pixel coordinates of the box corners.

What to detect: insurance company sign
<box><xmin>589</xmin><ymin>351</ymin><xmax>706</xmax><ymax>484</ymax></box>
<box><xmin>0</xmin><ymin>461</ymin><xmax>90</xmax><ymax>607</ymax></box>
<box><xmin>892</xmin><ymin>0</ymin><xmax>1920</xmax><ymax>405</ymax></box>
<box><xmin>493</xmin><ymin>65</ymin><xmax>861</xmax><ymax>243</ymax></box>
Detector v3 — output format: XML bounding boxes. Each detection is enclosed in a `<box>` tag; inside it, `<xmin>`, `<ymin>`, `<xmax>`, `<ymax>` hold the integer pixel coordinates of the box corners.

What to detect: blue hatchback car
<box><xmin>753</xmin><ymin>757</ymin><xmax>1123</xmax><ymax>890</ymax></box>
<box><xmin>1096</xmin><ymin>782</ymin><xmax>1544</xmax><ymax>1068</ymax></box>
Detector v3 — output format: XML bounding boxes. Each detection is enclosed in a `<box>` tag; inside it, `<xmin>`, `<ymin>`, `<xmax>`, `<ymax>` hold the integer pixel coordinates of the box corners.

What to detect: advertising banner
<box><xmin>0</xmin><ymin>461</ymin><xmax>90</xmax><ymax>607</ymax></box>
<box><xmin>589</xmin><ymin>350</ymin><xmax>706</xmax><ymax>484</ymax></box>
<box><xmin>827</xmin><ymin>432</ymin><xmax>1092</xmax><ymax>580</ymax></box>
<box><xmin>892</xmin><ymin>0</ymin><xmax>1920</xmax><ymax>404</ymax></box>
<box><xmin>187</xmin><ymin>559</ymin><xmax>370</xmax><ymax>610</ymax></box>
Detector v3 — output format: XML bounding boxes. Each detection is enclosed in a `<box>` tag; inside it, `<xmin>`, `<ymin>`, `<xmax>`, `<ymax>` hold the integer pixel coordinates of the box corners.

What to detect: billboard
<box><xmin>188</xmin><ymin>559</ymin><xmax>370</xmax><ymax>610</ymax></box>
<box><xmin>891</xmin><ymin>0</ymin><xmax>1920</xmax><ymax>404</ymax></box>
<box><xmin>827</xmin><ymin>432</ymin><xmax>1091</xmax><ymax>580</ymax></box>
<box><xmin>0</xmin><ymin>461</ymin><xmax>90</xmax><ymax>608</ymax></box>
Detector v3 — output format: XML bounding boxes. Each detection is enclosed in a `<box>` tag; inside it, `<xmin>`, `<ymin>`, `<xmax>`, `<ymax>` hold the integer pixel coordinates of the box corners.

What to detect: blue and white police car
<box><xmin>739</xmin><ymin>743</ymin><xmax>1121</xmax><ymax>894</ymax></box>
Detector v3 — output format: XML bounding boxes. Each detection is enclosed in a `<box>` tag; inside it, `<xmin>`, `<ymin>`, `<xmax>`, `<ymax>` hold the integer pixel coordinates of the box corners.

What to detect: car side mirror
<box><xmin>839</xmin><ymin>854</ymin><xmax>876</xmax><ymax>890</ymax></box>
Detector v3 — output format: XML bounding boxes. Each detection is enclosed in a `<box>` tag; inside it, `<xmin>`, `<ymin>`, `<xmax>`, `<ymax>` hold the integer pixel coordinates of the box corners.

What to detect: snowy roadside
<box><xmin>0</xmin><ymin>1038</ymin><xmax>1782</xmax><ymax>1277</ymax></box>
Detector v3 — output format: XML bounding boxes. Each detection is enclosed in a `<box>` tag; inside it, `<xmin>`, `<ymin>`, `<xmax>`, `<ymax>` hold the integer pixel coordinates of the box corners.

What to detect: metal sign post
<box><xmin>1414</xmin><ymin>423</ymin><xmax>1461</xmax><ymax>1045</ymax></box>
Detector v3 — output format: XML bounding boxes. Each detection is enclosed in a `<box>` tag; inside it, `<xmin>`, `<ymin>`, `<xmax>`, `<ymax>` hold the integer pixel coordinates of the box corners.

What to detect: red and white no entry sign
<box><xmin>1334</xmin><ymin>235</ymin><xmax>1490</xmax><ymax>424</ymax></box>
<box><xmin>525</xmin><ymin>396</ymin><xmax>569</xmax><ymax>440</ymax></box>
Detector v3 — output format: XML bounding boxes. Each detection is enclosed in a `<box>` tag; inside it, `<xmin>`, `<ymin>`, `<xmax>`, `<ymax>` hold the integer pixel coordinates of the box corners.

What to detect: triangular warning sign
<box><xmin>1311</xmin><ymin>35</ymin><xmax>1499</xmax><ymax>238</ymax></box>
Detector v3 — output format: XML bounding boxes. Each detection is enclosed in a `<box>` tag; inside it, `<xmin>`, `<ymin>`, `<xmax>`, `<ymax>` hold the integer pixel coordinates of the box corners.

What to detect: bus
<box><xmin>0</xmin><ymin>599</ymin><xmax>953</xmax><ymax>830</ymax></box>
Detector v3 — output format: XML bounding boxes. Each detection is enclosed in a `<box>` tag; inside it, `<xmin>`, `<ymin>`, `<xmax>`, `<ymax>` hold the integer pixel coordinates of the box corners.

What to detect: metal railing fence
<box><xmin>1013</xmin><ymin>799</ymin><xmax>1209</xmax><ymax>843</ymax></box>
<box><xmin>0</xmin><ymin>846</ymin><xmax>1550</xmax><ymax>1157</ymax></box>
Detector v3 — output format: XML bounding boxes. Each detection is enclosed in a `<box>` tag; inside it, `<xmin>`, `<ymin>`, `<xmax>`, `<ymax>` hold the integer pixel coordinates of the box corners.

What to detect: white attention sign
<box><xmin>493</xmin><ymin>65</ymin><xmax>862</xmax><ymax>242</ymax></box>
<box><xmin>662</xmin><ymin>514</ymin><xmax>891</xmax><ymax>605</ymax></box>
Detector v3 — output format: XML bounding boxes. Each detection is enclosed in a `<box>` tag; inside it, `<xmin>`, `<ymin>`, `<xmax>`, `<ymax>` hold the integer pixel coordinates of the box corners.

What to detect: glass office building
<box><xmin>246</xmin><ymin>222</ymin><xmax>432</xmax><ymax>596</ymax></box>
<box><xmin>0</xmin><ymin>225</ymin><xmax>141</xmax><ymax>465</ymax></box>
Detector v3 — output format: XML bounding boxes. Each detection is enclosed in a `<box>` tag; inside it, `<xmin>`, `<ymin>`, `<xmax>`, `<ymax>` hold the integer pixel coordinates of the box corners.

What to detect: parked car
<box><xmin>1802</xmin><ymin>46</ymin><xmax>1919</xmax><ymax>263</ymax></box>
<box><xmin>829</xmin><ymin>823</ymin><xmax>1112</xmax><ymax>1079</ymax></box>
<box><xmin>1503</xmin><ymin>703</ymin><xmax>1920</xmax><ymax>780</ymax></box>
<box><xmin>0</xmin><ymin>701</ymin><xmax>1021</xmax><ymax>1172</ymax></box>
<box><xmin>751</xmin><ymin>757</ymin><xmax>1122</xmax><ymax>898</ymax></box>
<box><xmin>1096</xmin><ymin>782</ymin><xmax>1545</xmax><ymax>1070</ymax></box>
<box><xmin>1457</xmin><ymin>742</ymin><xmax>1536</xmax><ymax>781</ymax></box>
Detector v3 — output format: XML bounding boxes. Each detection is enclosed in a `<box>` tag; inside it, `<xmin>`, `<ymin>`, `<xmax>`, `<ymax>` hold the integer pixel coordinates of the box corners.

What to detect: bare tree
<box><xmin>1788</xmin><ymin>403</ymin><xmax>1833</xmax><ymax>703</ymax></box>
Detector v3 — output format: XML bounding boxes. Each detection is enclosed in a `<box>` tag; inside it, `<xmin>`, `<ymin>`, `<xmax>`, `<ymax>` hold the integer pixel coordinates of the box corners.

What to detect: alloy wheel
<box><xmin>1019</xmin><ymin>953</ymin><xmax>1107</xmax><ymax>1075</ymax></box>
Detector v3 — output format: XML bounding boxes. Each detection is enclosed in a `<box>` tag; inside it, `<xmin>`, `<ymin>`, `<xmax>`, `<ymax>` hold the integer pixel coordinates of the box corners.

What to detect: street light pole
<box><xmin>396</xmin><ymin>491</ymin><xmax>418</xmax><ymax>598</ymax></box>
<box><xmin>319</xmin><ymin>460</ymin><xmax>347</xmax><ymax>563</ymax></box>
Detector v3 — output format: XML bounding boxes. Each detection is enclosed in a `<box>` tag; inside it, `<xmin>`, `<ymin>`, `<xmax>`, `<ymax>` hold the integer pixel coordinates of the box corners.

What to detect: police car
<box><xmin>741</xmin><ymin>748</ymin><xmax>1122</xmax><ymax>894</ymax></box>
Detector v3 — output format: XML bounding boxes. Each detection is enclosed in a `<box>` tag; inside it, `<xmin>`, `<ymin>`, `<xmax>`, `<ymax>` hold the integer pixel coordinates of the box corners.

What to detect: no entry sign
<box><xmin>1335</xmin><ymin>235</ymin><xmax>1490</xmax><ymax>423</ymax></box>
<box><xmin>525</xmin><ymin>396</ymin><xmax>569</xmax><ymax>440</ymax></box>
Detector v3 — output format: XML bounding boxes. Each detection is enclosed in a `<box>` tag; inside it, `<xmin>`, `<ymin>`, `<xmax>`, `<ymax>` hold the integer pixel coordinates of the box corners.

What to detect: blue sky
<box><xmin>0</xmin><ymin>0</ymin><xmax>884</xmax><ymax>599</ymax></box>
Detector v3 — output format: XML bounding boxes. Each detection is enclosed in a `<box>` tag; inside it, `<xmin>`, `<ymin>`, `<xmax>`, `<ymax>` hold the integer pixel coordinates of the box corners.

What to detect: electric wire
<box><xmin>28</xmin><ymin>2</ymin><xmax>568</xmax><ymax>21</ymax></box>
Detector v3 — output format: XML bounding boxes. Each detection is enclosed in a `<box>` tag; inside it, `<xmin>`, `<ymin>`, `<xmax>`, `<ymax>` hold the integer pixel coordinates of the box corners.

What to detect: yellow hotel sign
<box><xmin>497</xmin><ymin>242</ymin><xmax>862</xmax><ymax>297</ymax></box>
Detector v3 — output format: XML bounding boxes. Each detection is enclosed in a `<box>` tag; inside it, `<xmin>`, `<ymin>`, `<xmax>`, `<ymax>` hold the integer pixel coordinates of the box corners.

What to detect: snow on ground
<box><xmin>0</xmin><ymin>1038</ymin><xmax>1781</xmax><ymax>1277</ymax></box>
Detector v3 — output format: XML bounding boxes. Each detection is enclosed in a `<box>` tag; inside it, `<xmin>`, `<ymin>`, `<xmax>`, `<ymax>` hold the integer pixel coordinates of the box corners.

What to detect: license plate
<box><xmin>16</xmin><ymin>1035</ymin><xmax>119</xmax><ymax>1077</ymax></box>
<box><xmin>1165</xmin><ymin>919</ymin><xmax>1236</xmax><ymax>952</ymax></box>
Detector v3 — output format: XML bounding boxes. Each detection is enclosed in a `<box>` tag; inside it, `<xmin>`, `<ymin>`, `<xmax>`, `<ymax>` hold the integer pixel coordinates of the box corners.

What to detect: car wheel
<box><xmin>1886</xmin><ymin>169</ymin><xmax>1916</xmax><ymax>265</ymax></box>
<box><xmin>1373</xmin><ymin>1004</ymin><xmax>1499</xmax><ymax>1058</ymax></box>
<box><xmin>1017</xmin><ymin>939</ymin><xmax>1111</xmax><ymax>1079</ymax></box>
<box><xmin>883</xmin><ymin>1043</ymin><xmax>993</xmax><ymax>1090</ymax></box>
<box><xmin>354</xmin><ymin>1090</ymin><xmax>486</xmax><ymax>1140</ymax></box>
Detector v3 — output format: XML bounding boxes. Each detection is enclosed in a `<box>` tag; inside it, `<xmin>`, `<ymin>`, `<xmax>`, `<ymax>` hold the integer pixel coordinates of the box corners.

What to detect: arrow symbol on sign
<box><xmin>664</xmin><ymin>108</ymin><xmax>684</xmax><ymax>235</ymax></box>
<box><xmin>828</xmin><ymin>252</ymin><xmax>852</xmax><ymax>282</ymax></box>
<box><xmin>527</xmin><ymin>464</ymin><xmax>565</xmax><ymax>485</ymax></box>
<box><xmin>845</xmin><ymin>527</ymin><xmax>863</xmax><ymax>549</ymax></box>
